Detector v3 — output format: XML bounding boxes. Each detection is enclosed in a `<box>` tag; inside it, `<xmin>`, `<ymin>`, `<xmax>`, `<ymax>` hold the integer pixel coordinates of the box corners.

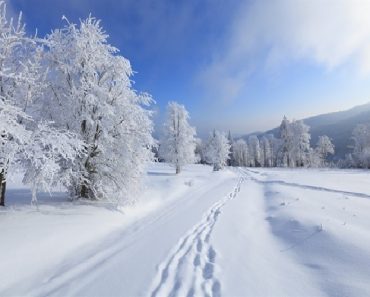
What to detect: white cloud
<box><xmin>199</xmin><ymin>0</ymin><xmax>370</xmax><ymax>101</ymax></box>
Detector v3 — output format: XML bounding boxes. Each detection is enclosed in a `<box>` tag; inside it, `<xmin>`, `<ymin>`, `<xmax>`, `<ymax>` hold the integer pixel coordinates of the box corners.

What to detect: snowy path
<box><xmin>146</xmin><ymin>167</ymin><xmax>370</xmax><ymax>297</ymax></box>
<box><xmin>8</xmin><ymin>167</ymin><xmax>241</xmax><ymax>297</ymax></box>
<box><xmin>2</xmin><ymin>165</ymin><xmax>370</xmax><ymax>296</ymax></box>
<box><xmin>149</xmin><ymin>175</ymin><xmax>244</xmax><ymax>297</ymax></box>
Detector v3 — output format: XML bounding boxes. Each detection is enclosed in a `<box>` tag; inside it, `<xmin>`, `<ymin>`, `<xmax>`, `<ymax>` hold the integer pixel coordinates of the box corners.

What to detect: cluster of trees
<box><xmin>159</xmin><ymin>110</ymin><xmax>335</xmax><ymax>174</ymax></box>
<box><xmin>0</xmin><ymin>3</ymin><xmax>154</xmax><ymax>206</ymax></box>
<box><xmin>158</xmin><ymin>102</ymin><xmax>230</xmax><ymax>172</ymax></box>
<box><xmin>156</xmin><ymin>104</ymin><xmax>370</xmax><ymax>173</ymax></box>
<box><xmin>227</xmin><ymin>117</ymin><xmax>335</xmax><ymax>169</ymax></box>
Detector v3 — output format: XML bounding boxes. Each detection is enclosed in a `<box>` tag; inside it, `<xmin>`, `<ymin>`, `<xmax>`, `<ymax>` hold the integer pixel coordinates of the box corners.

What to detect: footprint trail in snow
<box><xmin>149</xmin><ymin>174</ymin><xmax>245</xmax><ymax>297</ymax></box>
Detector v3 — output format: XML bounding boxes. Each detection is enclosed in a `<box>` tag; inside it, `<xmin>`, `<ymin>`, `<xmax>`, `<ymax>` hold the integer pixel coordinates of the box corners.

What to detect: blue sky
<box><xmin>7</xmin><ymin>0</ymin><xmax>370</xmax><ymax>136</ymax></box>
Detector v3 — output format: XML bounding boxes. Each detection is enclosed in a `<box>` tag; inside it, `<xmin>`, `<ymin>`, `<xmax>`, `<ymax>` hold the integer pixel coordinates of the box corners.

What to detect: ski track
<box><xmin>242</xmin><ymin>168</ymin><xmax>370</xmax><ymax>199</ymax></box>
<box><xmin>149</xmin><ymin>174</ymin><xmax>245</xmax><ymax>297</ymax></box>
<box><xmin>25</xmin><ymin>180</ymin><xmax>216</xmax><ymax>297</ymax></box>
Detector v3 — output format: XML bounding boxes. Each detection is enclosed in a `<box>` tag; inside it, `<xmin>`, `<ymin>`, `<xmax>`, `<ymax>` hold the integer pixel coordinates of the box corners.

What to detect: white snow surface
<box><xmin>1</xmin><ymin>164</ymin><xmax>370</xmax><ymax>297</ymax></box>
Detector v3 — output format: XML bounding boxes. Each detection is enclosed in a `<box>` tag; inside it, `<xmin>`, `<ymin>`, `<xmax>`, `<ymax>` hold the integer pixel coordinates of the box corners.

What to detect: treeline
<box><xmin>194</xmin><ymin>116</ymin><xmax>370</xmax><ymax>170</ymax></box>
<box><xmin>195</xmin><ymin>117</ymin><xmax>335</xmax><ymax>168</ymax></box>
<box><xmin>157</xmin><ymin>106</ymin><xmax>335</xmax><ymax>171</ymax></box>
<box><xmin>156</xmin><ymin>103</ymin><xmax>370</xmax><ymax>174</ymax></box>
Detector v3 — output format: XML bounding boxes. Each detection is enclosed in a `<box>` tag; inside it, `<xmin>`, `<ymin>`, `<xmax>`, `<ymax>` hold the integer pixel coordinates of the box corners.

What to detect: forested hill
<box><xmin>248</xmin><ymin>102</ymin><xmax>370</xmax><ymax>159</ymax></box>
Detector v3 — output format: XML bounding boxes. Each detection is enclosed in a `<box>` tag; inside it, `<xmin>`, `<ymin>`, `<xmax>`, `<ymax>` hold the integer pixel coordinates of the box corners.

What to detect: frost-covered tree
<box><xmin>0</xmin><ymin>2</ymin><xmax>47</xmax><ymax>113</ymax></box>
<box><xmin>278</xmin><ymin>116</ymin><xmax>293</xmax><ymax>167</ymax></box>
<box><xmin>0</xmin><ymin>2</ymin><xmax>49</xmax><ymax>206</ymax></box>
<box><xmin>227</xmin><ymin>131</ymin><xmax>235</xmax><ymax>166</ymax></box>
<box><xmin>278</xmin><ymin>117</ymin><xmax>311</xmax><ymax>167</ymax></box>
<box><xmin>205</xmin><ymin>130</ymin><xmax>230</xmax><ymax>171</ymax></box>
<box><xmin>44</xmin><ymin>16</ymin><xmax>154</xmax><ymax>203</ymax></box>
<box><xmin>232</xmin><ymin>139</ymin><xmax>248</xmax><ymax>167</ymax></box>
<box><xmin>0</xmin><ymin>2</ymin><xmax>27</xmax><ymax>205</ymax></box>
<box><xmin>0</xmin><ymin>102</ymin><xmax>31</xmax><ymax>206</ymax></box>
<box><xmin>248</xmin><ymin>135</ymin><xmax>261</xmax><ymax>167</ymax></box>
<box><xmin>291</xmin><ymin>120</ymin><xmax>311</xmax><ymax>167</ymax></box>
<box><xmin>315</xmin><ymin>135</ymin><xmax>334</xmax><ymax>167</ymax></box>
<box><xmin>266</xmin><ymin>134</ymin><xmax>280</xmax><ymax>167</ymax></box>
<box><xmin>159</xmin><ymin>102</ymin><xmax>196</xmax><ymax>174</ymax></box>
<box><xmin>259</xmin><ymin>139</ymin><xmax>265</xmax><ymax>167</ymax></box>
<box><xmin>341</xmin><ymin>153</ymin><xmax>355</xmax><ymax>168</ymax></box>
<box><xmin>260</xmin><ymin>136</ymin><xmax>272</xmax><ymax>167</ymax></box>
<box><xmin>350</xmin><ymin>123</ymin><xmax>370</xmax><ymax>168</ymax></box>
<box><xmin>0</xmin><ymin>4</ymin><xmax>84</xmax><ymax>206</ymax></box>
<box><xmin>194</xmin><ymin>138</ymin><xmax>204</xmax><ymax>164</ymax></box>
<box><xmin>22</xmin><ymin>123</ymin><xmax>84</xmax><ymax>204</ymax></box>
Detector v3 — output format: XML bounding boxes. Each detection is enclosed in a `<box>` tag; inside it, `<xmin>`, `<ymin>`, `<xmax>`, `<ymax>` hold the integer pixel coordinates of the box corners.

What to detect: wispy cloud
<box><xmin>199</xmin><ymin>0</ymin><xmax>370</xmax><ymax>101</ymax></box>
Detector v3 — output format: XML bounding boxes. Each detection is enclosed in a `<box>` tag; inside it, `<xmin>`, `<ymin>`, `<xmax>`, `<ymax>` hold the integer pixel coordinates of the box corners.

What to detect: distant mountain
<box><xmin>244</xmin><ymin>103</ymin><xmax>370</xmax><ymax>159</ymax></box>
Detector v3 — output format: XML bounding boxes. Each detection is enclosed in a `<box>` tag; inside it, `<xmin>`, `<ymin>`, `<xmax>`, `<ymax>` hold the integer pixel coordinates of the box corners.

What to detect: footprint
<box><xmin>169</xmin><ymin>280</ymin><xmax>181</xmax><ymax>297</ymax></box>
<box><xmin>197</xmin><ymin>239</ymin><xmax>203</xmax><ymax>252</ymax></box>
<box><xmin>212</xmin><ymin>281</ymin><xmax>221</xmax><ymax>297</ymax></box>
<box><xmin>208</xmin><ymin>247</ymin><xmax>216</xmax><ymax>263</ymax></box>
<box><xmin>186</xmin><ymin>288</ymin><xmax>195</xmax><ymax>297</ymax></box>
<box><xmin>193</xmin><ymin>254</ymin><xmax>201</xmax><ymax>267</ymax></box>
<box><xmin>203</xmin><ymin>263</ymin><xmax>214</xmax><ymax>279</ymax></box>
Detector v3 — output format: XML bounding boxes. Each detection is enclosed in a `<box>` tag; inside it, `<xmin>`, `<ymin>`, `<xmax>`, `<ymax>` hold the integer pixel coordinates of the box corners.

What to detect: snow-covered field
<box><xmin>1</xmin><ymin>164</ymin><xmax>370</xmax><ymax>297</ymax></box>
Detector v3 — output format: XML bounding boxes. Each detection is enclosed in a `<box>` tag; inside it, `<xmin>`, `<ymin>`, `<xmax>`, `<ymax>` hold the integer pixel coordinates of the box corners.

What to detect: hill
<box><xmin>245</xmin><ymin>103</ymin><xmax>370</xmax><ymax>159</ymax></box>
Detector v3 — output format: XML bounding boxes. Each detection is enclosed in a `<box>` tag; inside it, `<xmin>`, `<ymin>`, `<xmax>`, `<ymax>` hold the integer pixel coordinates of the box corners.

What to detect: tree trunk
<box><xmin>80</xmin><ymin>184</ymin><xmax>88</xmax><ymax>199</ymax></box>
<box><xmin>0</xmin><ymin>170</ymin><xmax>6</xmax><ymax>206</ymax></box>
<box><xmin>176</xmin><ymin>165</ymin><xmax>181</xmax><ymax>174</ymax></box>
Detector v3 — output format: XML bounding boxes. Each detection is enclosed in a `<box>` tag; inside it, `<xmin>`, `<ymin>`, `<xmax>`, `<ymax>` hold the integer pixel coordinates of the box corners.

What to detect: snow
<box><xmin>1</xmin><ymin>163</ymin><xmax>370</xmax><ymax>296</ymax></box>
<box><xmin>248</xmin><ymin>167</ymin><xmax>370</xmax><ymax>196</ymax></box>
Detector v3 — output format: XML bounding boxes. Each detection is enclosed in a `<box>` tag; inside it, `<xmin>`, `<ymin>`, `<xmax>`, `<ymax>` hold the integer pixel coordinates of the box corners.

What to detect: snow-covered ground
<box><xmin>1</xmin><ymin>164</ymin><xmax>370</xmax><ymax>297</ymax></box>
